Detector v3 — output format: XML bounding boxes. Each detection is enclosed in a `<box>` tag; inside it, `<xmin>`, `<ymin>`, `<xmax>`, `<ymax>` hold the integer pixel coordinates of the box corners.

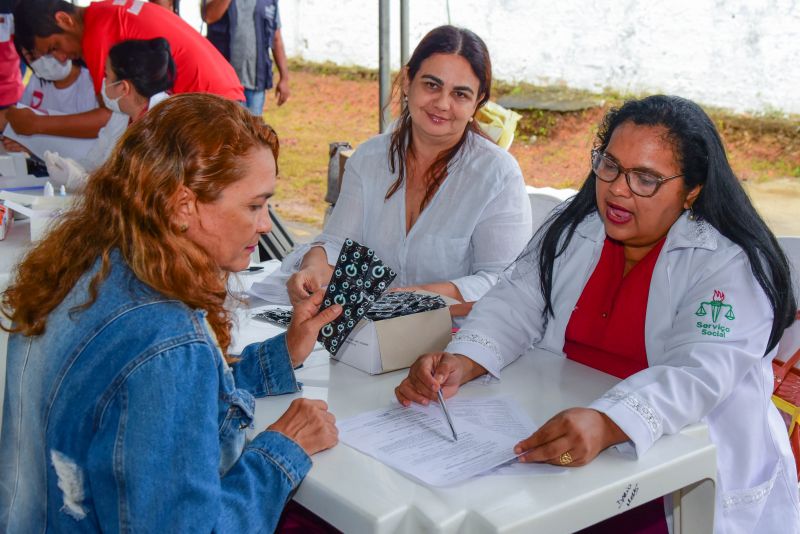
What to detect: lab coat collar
<box><xmin>148</xmin><ymin>92</ymin><xmax>170</xmax><ymax>110</ymax></box>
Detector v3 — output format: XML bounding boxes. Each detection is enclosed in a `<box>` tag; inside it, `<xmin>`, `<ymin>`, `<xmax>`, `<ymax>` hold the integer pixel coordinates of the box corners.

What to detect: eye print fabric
<box><xmin>252</xmin><ymin>308</ymin><xmax>293</xmax><ymax>328</ymax></box>
<box><xmin>318</xmin><ymin>239</ymin><xmax>397</xmax><ymax>354</ymax></box>
<box><xmin>365</xmin><ymin>292</ymin><xmax>446</xmax><ymax>320</ymax></box>
<box><xmin>254</xmin><ymin>293</ymin><xmax>446</xmax><ymax>328</ymax></box>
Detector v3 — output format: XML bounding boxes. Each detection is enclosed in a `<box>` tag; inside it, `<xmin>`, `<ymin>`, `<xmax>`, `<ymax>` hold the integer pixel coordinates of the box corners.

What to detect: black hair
<box><xmin>386</xmin><ymin>25</ymin><xmax>492</xmax><ymax>209</ymax></box>
<box><xmin>533</xmin><ymin>95</ymin><xmax>795</xmax><ymax>354</ymax></box>
<box><xmin>108</xmin><ymin>38</ymin><xmax>175</xmax><ymax>98</ymax></box>
<box><xmin>148</xmin><ymin>0</ymin><xmax>180</xmax><ymax>15</ymax></box>
<box><xmin>13</xmin><ymin>0</ymin><xmax>75</xmax><ymax>54</ymax></box>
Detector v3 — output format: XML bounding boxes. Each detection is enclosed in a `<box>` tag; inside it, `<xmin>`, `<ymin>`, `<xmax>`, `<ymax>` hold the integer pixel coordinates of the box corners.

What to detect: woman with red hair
<box><xmin>0</xmin><ymin>93</ymin><xmax>340</xmax><ymax>532</ymax></box>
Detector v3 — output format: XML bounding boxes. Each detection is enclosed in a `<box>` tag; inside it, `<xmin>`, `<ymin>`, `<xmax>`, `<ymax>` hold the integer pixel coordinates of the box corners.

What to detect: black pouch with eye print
<box><xmin>365</xmin><ymin>291</ymin><xmax>446</xmax><ymax>320</ymax></box>
<box><xmin>317</xmin><ymin>239</ymin><xmax>396</xmax><ymax>354</ymax></box>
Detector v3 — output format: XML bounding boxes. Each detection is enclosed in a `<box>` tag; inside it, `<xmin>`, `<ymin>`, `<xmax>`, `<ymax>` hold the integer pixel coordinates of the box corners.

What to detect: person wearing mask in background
<box><xmin>0</xmin><ymin>2</ymin><xmax>23</xmax><ymax>132</ymax></box>
<box><xmin>203</xmin><ymin>0</ymin><xmax>290</xmax><ymax>116</ymax></box>
<box><xmin>44</xmin><ymin>38</ymin><xmax>175</xmax><ymax>192</ymax></box>
<box><xmin>0</xmin><ymin>93</ymin><xmax>341</xmax><ymax>533</ymax></box>
<box><xmin>2</xmin><ymin>54</ymin><xmax>96</xmax><ymax>154</ymax></box>
<box><xmin>9</xmin><ymin>0</ymin><xmax>243</xmax><ymax>141</ymax></box>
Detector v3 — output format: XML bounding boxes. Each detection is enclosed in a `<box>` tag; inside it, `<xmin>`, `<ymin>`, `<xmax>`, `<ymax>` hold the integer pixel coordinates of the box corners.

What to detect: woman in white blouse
<box><xmin>285</xmin><ymin>25</ymin><xmax>531</xmax><ymax>313</ymax></box>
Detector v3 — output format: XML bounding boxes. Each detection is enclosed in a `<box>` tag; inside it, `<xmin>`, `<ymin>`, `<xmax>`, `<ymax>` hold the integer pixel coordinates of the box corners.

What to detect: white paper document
<box><xmin>338</xmin><ymin>395</ymin><xmax>558</xmax><ymax>486</ymax></box>
<box><xmin>248</xmin><ymin>270</ymin><xmax>291</xmax><ymax>305</ymax></box>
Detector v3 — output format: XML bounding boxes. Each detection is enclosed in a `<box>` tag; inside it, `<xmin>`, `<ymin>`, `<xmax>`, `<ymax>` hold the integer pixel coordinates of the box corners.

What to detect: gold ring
<box><xmin>559</xmin><ymin>451</ymin><xmax>573</xmax><ymax>465</ymax></box>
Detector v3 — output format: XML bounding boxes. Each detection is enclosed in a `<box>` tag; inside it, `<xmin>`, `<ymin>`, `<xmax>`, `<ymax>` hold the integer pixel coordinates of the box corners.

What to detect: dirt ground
<box><xmin>265</xmin><ymin>70</ymin><xmax>800</xmax><ymax>237</ymax></box>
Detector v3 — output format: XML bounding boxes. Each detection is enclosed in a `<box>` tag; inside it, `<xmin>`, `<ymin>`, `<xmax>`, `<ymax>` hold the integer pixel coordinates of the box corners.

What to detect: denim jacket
<box><xmin>0</xmin><ymin>251</ymin><xmax>311</xmax><ymax>533</ymax></box>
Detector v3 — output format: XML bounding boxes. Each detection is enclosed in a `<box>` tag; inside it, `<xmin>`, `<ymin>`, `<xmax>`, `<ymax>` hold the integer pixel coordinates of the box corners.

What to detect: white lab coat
<box><xmin>448</xmin><ymin>211</ymin><xmax>800</xmax><ymax>533</ymax></box>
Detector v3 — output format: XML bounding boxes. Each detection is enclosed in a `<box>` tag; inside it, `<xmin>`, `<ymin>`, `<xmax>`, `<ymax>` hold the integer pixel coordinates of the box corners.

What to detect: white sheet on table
<box><xmin>338</xmin><ymin>395</ymin><xmax>552</xmax><ymax>486</ymax></box>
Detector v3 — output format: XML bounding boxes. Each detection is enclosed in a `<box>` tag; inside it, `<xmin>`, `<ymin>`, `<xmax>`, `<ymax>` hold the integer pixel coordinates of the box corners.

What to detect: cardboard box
<box><xmin>331</xmin><ymin>291</ymin><xmax>456</xmax><ymax>374</ymax></box>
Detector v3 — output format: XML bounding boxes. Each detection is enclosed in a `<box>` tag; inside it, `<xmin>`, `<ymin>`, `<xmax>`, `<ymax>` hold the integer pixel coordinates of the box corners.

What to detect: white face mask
<box><xmin>30</xmin><ymin>55</ymin><xmax>72</xmax><ymax>81</ymax></box>
<box><xmin>101</xmin><ymin>78</ymin><xmax>124</xmax><ymax>114</ymax></box>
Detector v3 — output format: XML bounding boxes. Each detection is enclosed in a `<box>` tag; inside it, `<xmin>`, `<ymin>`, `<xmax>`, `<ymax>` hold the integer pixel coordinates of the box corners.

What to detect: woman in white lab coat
<box><xmin>396</xmin><ymin>95</ymin><xmax>799</xmax><ymax>533</ymax></box>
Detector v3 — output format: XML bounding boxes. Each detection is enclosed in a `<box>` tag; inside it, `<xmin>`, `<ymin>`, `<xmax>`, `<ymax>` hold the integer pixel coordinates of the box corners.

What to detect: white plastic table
<box><xmin>233</xmin><ymin>294</ymin><xmax>717</xmax><ymax>534</ymax></box>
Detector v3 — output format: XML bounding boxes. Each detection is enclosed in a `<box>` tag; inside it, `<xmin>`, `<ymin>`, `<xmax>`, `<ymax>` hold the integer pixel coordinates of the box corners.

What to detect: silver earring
<box><xmin>687</xmin><ymin>208</ymin><xmax>696</xmax><ymax>221</ymax></box>
<box><xmin>469</xmin><ymin>116</ymin><xmax>474</xmax><ymax>123</ymax></box>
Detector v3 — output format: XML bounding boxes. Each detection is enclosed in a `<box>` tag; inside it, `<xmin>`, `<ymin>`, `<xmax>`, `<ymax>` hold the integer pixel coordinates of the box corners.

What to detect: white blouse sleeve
<box><xmin>282</xmin><ymin>148</ymin><xmax>367</xmax><ymax>270</ymax></box>
<box><xmin>445</xmin><ymin>246</ymin><xmax>547</xmax><ymax>377</ymax></box>
<box><xmin>450</xmin><ymin>165</ymin><xmax>532</xmax><ymax>301</ymax></box>
<box><xmin>589</xmin><ymin>248</ymin><xmax>773</xmax><ymax>458</ymax></box>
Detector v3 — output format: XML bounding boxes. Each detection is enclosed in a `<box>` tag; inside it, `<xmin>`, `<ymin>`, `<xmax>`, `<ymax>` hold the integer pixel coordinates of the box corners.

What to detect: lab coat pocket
<box><xmin>719</xmin><ymin>460</ymin><xmax>780</xmax><ymax>533</ymax></box>
<box><xmin>414</xmin><ymin>234</ymin><xmax>471</xmax><ymax>282</ymax></box>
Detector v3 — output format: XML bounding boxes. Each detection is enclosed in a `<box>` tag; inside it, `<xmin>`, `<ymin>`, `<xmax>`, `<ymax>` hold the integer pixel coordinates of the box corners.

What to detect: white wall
<box><xmin>278</xmin><ymin>0</ymin><xmax>800</xmax><ymax>115</ymax></box>
<box><xmin>67</xmin><ymin>1</ymin><xmax>800</xmax><ymax>114</ymax></box>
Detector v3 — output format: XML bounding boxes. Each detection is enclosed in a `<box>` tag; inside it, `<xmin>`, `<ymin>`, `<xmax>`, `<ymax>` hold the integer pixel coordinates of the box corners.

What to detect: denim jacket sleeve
<box><xmin>88</xmin><ymin>341</ymin><xmax>311</xmax><ymax>533</ymax></box>
<box><xmin>231</xmin><ymin>332</ymin><xmax>301</xmax><ymax>397</ymax></box>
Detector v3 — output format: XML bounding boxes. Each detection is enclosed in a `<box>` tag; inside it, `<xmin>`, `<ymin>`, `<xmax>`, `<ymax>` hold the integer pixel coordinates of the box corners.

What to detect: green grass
<box><xmin>268</xmin><ymin>60</ymin><xmax>800</xmax><ymax>224</ymax></box>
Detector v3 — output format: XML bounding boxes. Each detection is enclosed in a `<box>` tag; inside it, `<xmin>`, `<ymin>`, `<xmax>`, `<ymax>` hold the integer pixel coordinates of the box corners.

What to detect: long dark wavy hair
<box><xmin>386</xmin><ymin>25</ymin><xmax>491</xmax><ymax>210</ymax></box>
<box><xmin>534</xmin><ymin>95</ymin><xmax>795</xmax><ymax>354</ymax></box>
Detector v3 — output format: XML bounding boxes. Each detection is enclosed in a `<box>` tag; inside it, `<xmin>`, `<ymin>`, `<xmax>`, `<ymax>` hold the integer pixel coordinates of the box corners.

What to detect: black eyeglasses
<box><xmin>591</xmin><ymin>150</ymin><xmax>683</xmax><ymax>198</ymax></box>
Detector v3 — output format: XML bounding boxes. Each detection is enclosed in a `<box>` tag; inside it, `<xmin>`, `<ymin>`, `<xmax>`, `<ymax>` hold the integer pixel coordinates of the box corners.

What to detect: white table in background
<box><xmin>0</xmin><ymin>218</ymin><xmax>31</xmax><ymax>290</ymax></box>
<box><xmin>233</xmin><ymin>293</ymin><xmax>717</xmax><ymax>534</ymax></box>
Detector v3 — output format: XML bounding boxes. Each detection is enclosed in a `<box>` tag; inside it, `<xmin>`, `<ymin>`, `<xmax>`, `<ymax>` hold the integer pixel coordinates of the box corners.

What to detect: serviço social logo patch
<box><xmin>695</xmin><ymin>290</ymin><xmax>735</xmax><ymax>338</ymax></box>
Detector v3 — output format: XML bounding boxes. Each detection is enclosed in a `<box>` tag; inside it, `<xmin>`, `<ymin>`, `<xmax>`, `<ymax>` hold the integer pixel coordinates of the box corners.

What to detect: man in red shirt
<box><xmin>9</xmin><ymin>0</ymin><xmax>243</xmax><ymax>138</ymax></box>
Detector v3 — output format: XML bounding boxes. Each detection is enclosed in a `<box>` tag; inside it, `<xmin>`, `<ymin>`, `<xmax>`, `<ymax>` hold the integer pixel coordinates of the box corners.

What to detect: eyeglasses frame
<box><xmin>591</xmin><ymin>149</ymin><xmax>684</xmax><ymax>198</ymax></box>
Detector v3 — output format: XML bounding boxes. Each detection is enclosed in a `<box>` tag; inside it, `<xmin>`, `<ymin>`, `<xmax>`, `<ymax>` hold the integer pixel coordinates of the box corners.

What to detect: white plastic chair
<box><xmin>526</xmin><ymin>186</ymin><xmax>577</xmax><ymax>234</ymax></box>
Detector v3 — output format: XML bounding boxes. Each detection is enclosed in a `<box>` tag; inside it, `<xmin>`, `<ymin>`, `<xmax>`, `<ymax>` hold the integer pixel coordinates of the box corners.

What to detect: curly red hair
<box><xmin>2</xmin><ymin>93</ymin><xmax>279</xmax><ymax>359</ymax></box>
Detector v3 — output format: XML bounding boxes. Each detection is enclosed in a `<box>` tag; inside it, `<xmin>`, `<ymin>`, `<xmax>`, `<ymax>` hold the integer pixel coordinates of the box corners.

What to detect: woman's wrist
<box><xmin>299</xmin><ymin>245</ymin><xmax>331</xmax><ymax>272</ymax></box>
<box><xmin>597</xmin><ymin>411</ymin><xmax>629</xmax><ymax>449</ymax></box>
<box><xmin>453</xmin><ymin>354</ymin><xmax>487</xmax><ymax>384</ymax></box>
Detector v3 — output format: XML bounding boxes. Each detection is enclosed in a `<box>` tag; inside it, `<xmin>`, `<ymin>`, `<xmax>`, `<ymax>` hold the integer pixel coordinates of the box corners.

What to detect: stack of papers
<box><xmin>338</xmin><ymin>395</ymin><xmax>566</xmax><ymax>486</ymax></box>
<box><xmin>248</xmin><ymin>270</ymin><xmax>292</xmax><ymax>305</ymax></box>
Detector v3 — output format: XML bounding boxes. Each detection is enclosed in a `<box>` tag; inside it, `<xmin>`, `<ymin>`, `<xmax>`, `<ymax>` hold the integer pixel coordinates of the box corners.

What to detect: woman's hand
<box><xmin>2</xmin><ymin>137</ymin><xmax>30</xmax><ymax>154</ymax></box>
<box><xmin>285</xmin><ymin>288</ymin><xmax>341</xmax><ymax>367</ymax></box>
<box><xmin>268</xmin><ymin>398</ymin><xmax>338</xmax><ymax>456</ymax></box>
<box><xmin>395</xmin><ymin>352</ymin><xmax>486</xmax><ymax>406</ymax></box>
<box><xmin>514</xmin><ymin>408</ymin><xmax>629</xmax><ymax>467</ymax></box>
<box><xmin>287</xmin><ymin>266</ymin><xmax>331</xmax><ymax>305</ymax></box>
<box><xmin>449</xmin><ymin>302</ymin><xmax>474</xmax><ymax>317</ymax></box>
